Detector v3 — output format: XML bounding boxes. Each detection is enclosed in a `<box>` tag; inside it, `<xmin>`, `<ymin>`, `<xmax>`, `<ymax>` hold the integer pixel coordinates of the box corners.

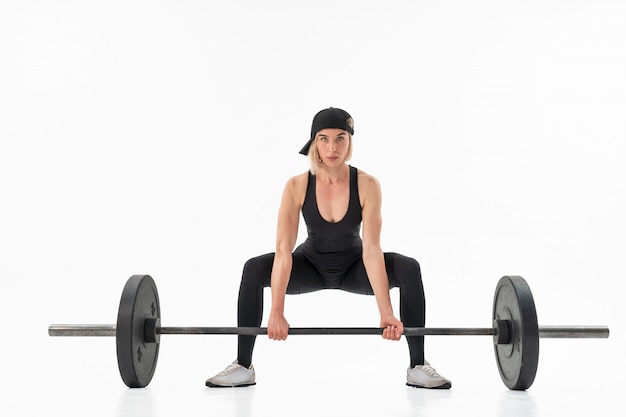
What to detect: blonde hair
<box><xmin>307</xmin><ymin>118</ymin><xmax>354</xmax><ymax>175</ymax></box>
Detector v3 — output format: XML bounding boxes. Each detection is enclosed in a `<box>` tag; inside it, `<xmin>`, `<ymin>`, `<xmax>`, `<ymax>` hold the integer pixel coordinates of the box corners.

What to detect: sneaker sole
<box><xmin>406</xmin><ymin>382</ymin><xmax>452</xmax><ymax>389</ymax></box>
<box><xmin>206</xmin><ymin>381</ymin><xmax>256</xmax><ymax>388</ymax></box>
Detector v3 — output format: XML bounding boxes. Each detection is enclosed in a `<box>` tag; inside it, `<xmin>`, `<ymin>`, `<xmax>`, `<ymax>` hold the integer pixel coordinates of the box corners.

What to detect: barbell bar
<box><xmin>47</xmin><ymin>275</ymin><xmax>609</xmax><ymax>390</ymax></box>
<box><xmin>48</xmin><ymin>324</ymin><xmax>609</xmax><ymax>338</ymax></box>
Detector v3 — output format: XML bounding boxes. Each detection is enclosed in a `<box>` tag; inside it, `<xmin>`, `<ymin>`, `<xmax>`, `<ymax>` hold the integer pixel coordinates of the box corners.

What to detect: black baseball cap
<box><xmin>299</xmin><ymin>107</ymin><xmax>354</xmax><ymax>155</ymax></box>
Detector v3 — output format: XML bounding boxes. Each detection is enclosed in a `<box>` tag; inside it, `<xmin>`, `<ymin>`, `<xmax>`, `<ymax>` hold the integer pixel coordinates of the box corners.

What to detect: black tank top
<box><xmin>295</xmin><ymin>165</ymin><xmax>362</xmax><ymax>284</ymax></box>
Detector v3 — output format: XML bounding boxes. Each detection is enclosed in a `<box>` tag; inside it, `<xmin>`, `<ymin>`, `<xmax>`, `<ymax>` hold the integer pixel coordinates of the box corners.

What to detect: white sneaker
<box><xmin>206</xmin><ymin>361</ymin><xmax>256</xmax><ymax>388</ymax></box>
<box><xmin>406</xmin><ymin>361</ymin><xmax>451</xmax><ymax>389</ymax></box>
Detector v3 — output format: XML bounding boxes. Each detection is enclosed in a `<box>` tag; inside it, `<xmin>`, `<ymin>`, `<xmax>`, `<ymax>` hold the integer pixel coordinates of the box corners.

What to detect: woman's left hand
<box><xmin>380</xmin><ymin>316</ymin><xmax>404</xmax><ymax>341</ymax></box>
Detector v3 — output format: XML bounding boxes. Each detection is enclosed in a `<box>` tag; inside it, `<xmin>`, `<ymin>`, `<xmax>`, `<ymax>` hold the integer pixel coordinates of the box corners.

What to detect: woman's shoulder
<box><xmin>356</xmin><ymin>168</ymin><xmax>381</xmax><ymax>192</ymax></box>
<box><xmin>286</xmin><ymin>171</ymin><xmax>309</xmax><ymax>189</ymax></box>
<box><xmin>356</xmin><ymin>168</ymin><xmax>382</xmax><ymax>208</ymax></box>
<box><xmin>282</xmin><ymin>171</ymin><xmax>310</xmax><ymax>204</ymax></box>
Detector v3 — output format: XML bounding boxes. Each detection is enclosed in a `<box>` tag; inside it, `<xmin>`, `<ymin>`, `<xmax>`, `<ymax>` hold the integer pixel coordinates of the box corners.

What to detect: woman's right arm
<box><xmin>267</xmin><ymin>174</ymin><xmax>304</xmax><ymax>340</ymax></box>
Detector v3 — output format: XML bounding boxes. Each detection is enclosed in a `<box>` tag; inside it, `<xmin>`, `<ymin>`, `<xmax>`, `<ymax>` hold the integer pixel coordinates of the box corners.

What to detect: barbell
<box><xmin>48</xmin><ymin>275</ymin><xmax>609</xmax><ymax>390</ymax></box>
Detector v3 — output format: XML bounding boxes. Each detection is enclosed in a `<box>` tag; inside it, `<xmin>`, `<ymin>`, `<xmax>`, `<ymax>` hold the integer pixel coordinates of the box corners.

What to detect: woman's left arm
<box><xmin>360</xmin><ymin>173</ymin><xmax>404</xmax><ymax>341</ymax></box>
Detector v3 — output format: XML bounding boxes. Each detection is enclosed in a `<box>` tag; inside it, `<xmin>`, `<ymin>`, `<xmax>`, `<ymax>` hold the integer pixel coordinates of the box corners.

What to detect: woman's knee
<box><xmin>386</xmin><ymin>253</ymin><xmax>423</xmax><ymax>288</ymax></box>
<box><xmin>241</xmin><ymin>253</ymin><xmax>273</xmax><ymax>288</ymax></box>
<box><xmin>406</xmin><ymin>256</ymin><xmax>421</xmax><ymax>278</ymax></box>
<box><xmin>402</xmin><ymin>256</ymin><xmax>423</xmax><ymax>287</ymax></box>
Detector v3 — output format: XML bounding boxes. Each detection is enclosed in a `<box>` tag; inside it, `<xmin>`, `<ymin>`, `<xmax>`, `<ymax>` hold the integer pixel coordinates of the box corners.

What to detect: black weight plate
<box><xmin>116</xmin><ymin>275</ymin><xmax>161</xmax><ymax>388</ymax></box>
<box><xmin>492</xmin><ymin>276</ymin><xmax>539</xmax><ymax>390</ymax></box>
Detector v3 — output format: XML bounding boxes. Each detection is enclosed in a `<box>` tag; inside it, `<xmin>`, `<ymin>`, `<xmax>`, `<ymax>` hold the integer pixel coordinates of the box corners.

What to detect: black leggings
<box><xmin>236</xmin><ymin>251</ymin><xmax>426</xmax><ymax>368</ymax></box>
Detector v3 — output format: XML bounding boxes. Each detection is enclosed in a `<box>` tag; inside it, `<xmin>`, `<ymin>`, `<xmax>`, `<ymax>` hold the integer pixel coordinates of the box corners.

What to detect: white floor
<box><xmin>26</xmin><ymin>378</ymin><xmax>608</xmax><ymax>417</ymax></box>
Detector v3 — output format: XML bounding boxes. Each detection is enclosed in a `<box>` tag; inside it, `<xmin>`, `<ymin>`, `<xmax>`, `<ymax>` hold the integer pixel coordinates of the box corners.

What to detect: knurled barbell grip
<box><xmin>158</xmin><ymin>326</ymin><xmax>497</xmax><ymax>336</ymax></box>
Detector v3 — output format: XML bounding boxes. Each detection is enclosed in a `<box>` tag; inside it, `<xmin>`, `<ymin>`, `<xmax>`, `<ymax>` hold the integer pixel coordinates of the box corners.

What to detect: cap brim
<box><xmin>299</xmin><ymin>138</ymin><xmax>314</xmax><ymax>156</ymax></box>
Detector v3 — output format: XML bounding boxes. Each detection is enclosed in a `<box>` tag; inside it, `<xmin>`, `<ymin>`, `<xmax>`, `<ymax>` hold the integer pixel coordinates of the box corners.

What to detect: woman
<box><xmin>206</xmin><ymin>107</ymin><xmax>451</xmax><ymax>389</ymax></box>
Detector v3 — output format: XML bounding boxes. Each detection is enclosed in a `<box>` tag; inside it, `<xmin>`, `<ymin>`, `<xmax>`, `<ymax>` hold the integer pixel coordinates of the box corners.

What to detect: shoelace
<box><xmin>217</xmin><ymin>363</ymin><xmax>242</xmax><ymax>376</ymax></box>
<box><xmin>420</xmin><ymin>364</ymin><xmax>441</xmax><ymax>377</ymax></box>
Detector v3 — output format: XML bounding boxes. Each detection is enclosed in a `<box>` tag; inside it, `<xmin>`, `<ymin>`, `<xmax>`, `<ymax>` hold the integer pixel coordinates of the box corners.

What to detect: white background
<box><xmin>1</xmin><ymin>1</ymin><xmax>624</xmax><ymax>416</ymax></box>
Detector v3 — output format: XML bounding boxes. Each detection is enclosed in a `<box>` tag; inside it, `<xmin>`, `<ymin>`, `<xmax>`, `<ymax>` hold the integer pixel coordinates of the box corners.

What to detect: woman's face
<box><xmin>315</xmin><ymin>128</ymin><xmax>351</xmax><ymax>167</ymax></box>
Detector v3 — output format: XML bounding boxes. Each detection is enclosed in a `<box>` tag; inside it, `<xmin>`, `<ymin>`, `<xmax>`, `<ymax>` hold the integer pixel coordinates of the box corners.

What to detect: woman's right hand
<box><xmin>268</xmin><ymin>311</ymin><xmax>290</xmax><ymax>340</ymax></box>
